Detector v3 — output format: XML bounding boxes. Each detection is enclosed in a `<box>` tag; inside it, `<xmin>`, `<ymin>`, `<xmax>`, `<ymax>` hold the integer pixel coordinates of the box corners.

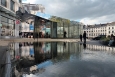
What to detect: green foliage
<box><xmin>101</xmin><ymin>37</ymin><xmax>110</xmax><ymax>42</ymax></box>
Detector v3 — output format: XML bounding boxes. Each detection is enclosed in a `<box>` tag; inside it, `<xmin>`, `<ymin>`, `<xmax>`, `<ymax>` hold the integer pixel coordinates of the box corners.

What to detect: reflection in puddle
<box><xmin>9</xmin><ymin>42</ymin><xmax>115</xmax><ymax>77</ymax></box>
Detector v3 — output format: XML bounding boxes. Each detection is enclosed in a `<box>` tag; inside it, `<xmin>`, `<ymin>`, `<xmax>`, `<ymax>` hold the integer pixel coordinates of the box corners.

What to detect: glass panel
<box><xmin>57</xmin><ymin>22</ymin><xmax>63</xmax><ymax>38</ymax></box>
<box><xmin>1</xmin><ymin>22</ymin><xmax>9</xmax><ymax>36</ymax></box>
<box><xmin>8</xmin><ymin>19</ymin><xmax>14</xmax><ymax>24</ymax></box>
<box><xmin>1</xmin><ymin>22</ymin><xmax>14</xmax><ymax>36</ymax></box>
<box><xmin>69</xmin><ymin>26</ymin><xmax>72</xmax><ymax>38</ymax></box>
<box><xmin>45</xmin><ymin>22</ymin><xmax>51</xmax><ymax>37</ymax></box>
<box><xmin>64</xmin><ymin>23</ymin><xmax>68</xmax><ymax>38</ymax></box>
<box><xmin>1</xmin><ymin>16</ymin><xmax>8</xmax><ymax>22</ymax></box>
<box><xmin>57</xmin><ymin>23</ymin><xmax>61</xmax><ymax>38</ymax></box>
<box><xmin>9</xmin><ymin>24</ymin><xmax>14</xmax><ymax>29</ymax></box>
<box><xmin>9</xmin><ymin>24</ymin><xmax>14</xmax><ymax>36</ymax></box>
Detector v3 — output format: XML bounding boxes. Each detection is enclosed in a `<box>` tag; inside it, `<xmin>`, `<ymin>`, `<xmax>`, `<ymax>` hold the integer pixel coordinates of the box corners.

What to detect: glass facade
<box><xmin>68</xmin><ymin>21</ymin><xmax>80</xmax><ymax>38</ymax></box>
<box><xmin>57</xmin><ymin>22</ymin><xmax>64</xmax><ymax>38</ymax></box>
<box><xmin>34</xmin><ymin>16</ymin><xmax>52</xmax><ymax>38</ymax></box>
<box><xmin>1</xmin><ymin>16</ymin><xmax>15</xmax><ymax>36</ymax></box>
<box><xmin>56</xmin><ymin>21</ymin><xmax>81</xmax><ymax>38</ymax></box>
<box><xmin>34</xmin><ymin>16</ymin><xmax>83</xmax><ymax>39</ymax></box>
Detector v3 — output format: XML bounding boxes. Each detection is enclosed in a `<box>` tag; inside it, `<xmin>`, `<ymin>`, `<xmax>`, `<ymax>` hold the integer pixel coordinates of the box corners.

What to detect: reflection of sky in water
<box><xmin>12</xmin><ymin>43</ymin><xmax>115</xmax><ymax>77</ymax></box>
<box><xmin>69</xmin><ymin>47</ymin><xmax>115</xmax><ymax>64</ymax></box>
<box><xmin>80</xmin><ymin>49</ymin><xmax>115</xmax><ymax>63</ymax></box>
<box><xmin>37</xmin><ymin>60</ymin><xmax>53</xmax><ymax>69</ymax></box>
<box><xmin>30</xmin><ymin>48</ymin><xmax>34</xmax><ymax>55</ymax></box>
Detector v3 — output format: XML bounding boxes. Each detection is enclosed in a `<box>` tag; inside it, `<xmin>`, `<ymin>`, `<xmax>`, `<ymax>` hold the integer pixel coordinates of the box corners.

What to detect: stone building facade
<box><xmin>83</xmin><ymin>22</ymin><xmax>115</xmax><ymax>38</ymax></box>
<box><xmin>0</xmin><ymin>0</ymin><xmax>22</xmax><ymax>37</ymax></box>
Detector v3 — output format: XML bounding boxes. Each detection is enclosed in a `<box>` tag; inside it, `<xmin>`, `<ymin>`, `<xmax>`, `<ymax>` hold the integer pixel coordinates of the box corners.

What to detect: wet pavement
<box><xmin>9</xmin><ymin>42</ymin><xmax>115</xmax><ymax>77</ymax></box>
<box><xmin>0</xmin><ymin>46</ymin><xmax>10</xmax><ymax>77</ymax></box>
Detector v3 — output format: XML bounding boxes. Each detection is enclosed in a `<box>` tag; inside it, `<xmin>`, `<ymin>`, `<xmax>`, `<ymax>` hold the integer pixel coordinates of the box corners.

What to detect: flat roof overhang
<box><xmin>0</xmin><ymin>5</ymin><xmax>16</xmax><ymax>17</ymax></box>
<box><xmin>21</xmin><ymin>13</ymin><xmax>56</xmax><ymax>23</ymax></box>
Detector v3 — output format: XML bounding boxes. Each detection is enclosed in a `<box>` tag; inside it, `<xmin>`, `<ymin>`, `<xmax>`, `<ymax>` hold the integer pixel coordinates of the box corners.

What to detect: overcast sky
<box><xmin>22</xmin><ymin>0</ymin><xmax>115</xmax><ymax>25</ymax></box>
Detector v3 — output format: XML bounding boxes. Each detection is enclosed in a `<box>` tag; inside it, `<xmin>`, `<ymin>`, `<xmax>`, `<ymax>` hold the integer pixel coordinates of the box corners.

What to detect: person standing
<box><xmin>80</xmin><ymin>34</ymin><xmax>82</xmax><ymax>42</ymax></box>
<box><xmin>83</xmin><ymin>31</ymin><xmax>87</xmax><ymax>43</ymax></box>
<box><xmin>64</xmin><ymin>31</ymin><xmax>67</xmax><ymax>38</ymax></box>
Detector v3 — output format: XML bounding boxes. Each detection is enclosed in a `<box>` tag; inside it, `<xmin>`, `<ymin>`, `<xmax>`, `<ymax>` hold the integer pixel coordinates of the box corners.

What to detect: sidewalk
<box><xmin>0</xmin><ymin>38</ymin><xmax>93</xmax><ymax>46</ymax></box>
<box><xmin>0</xmin><ymin>38</ymin><xmax>80</xmax><ymax>46</ymax></box>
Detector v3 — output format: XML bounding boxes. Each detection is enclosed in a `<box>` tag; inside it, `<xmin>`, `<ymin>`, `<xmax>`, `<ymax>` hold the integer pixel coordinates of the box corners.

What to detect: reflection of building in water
<box><xmin>53</xmin><ymin>42</ymin><xmax>82</xmax><ymax>62</ymax></box>
<box><xmin>11</xmin><ymin>42</ymin><xmax>84</xmax><ymax>76</ymax></box>
<box><xmin>87</xmin><ymin>44</ymin><xmax>115</xmax><ymax>54</ymax></box>
<box><xmin>14</xmin><ymin>42</ymin><xmax>53</xmax><ymax>75</ymax></box>
<box><xmin>9</xmin><ymin>42</ymin><xmax>34</xmax><ymax>60</ymax></box>
<box><xmin>54</xmin><ymin>42</ymin><xmax>70</xmax><ymax>61</ymax></box>
<box><xmin>9</xmin><ymin>43</ymin><xmax>20</xmax><ymax>60</ymax></box>
<box><xmin>34</xmin><ymin>42</ymin><xmax>52</xmax><ymax>63</ymax></box>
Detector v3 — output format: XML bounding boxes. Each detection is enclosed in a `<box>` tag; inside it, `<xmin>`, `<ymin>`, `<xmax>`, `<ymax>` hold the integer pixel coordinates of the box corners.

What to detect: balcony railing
<box><xmin>1</xmin><ymin>0</ymin><xmax>7</xmax><ymax>7</ymax></box>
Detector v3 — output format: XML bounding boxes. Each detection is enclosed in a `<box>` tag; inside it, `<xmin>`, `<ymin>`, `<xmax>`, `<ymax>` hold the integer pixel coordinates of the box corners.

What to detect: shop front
<box><xmin>0</xmin><ymin>6</ymin><xmax>17</xmax><ymax>38</ymax></box>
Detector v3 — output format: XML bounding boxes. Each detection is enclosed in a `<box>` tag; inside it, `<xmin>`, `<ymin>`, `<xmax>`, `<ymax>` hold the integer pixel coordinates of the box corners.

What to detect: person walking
<box><xmin>80</xmin><ymin>34</ymin><xmax>82</xmax><ymax>42</ymax></box>
<box><xmin>83</xmin><ymin>31</ymin><xmax>87</xmax><ymax>43</ymax></box>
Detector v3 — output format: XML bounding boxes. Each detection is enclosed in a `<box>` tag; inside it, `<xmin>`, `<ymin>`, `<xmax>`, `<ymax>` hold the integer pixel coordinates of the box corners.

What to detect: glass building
<box><xmin>34</xmin><ymin>16</ymin><xmax>83</xmax><ymax>39</ymax></box>
<box><xmin>21</xmin><ymin>13</ymin><xmax>83</xmax><ymax>39</ymax></box>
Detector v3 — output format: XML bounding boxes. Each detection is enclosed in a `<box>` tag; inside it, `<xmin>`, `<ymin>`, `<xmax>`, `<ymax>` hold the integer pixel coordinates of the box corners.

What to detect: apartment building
<box><xmin>0</xmin><ymin>0</ymin><xmax>22</xmax><ymax>37</ymax></box>
<box><xmin>106</xmin><ymin>22</ymin><xmax>115</xmax><ymax>36</ymax></box>
<box><xmin>22</xmin><ymin>3</ymin><xmax>45</xmax><ymax>14</ymax></box>
<box><xmin>83</xmin><ymin>22</ymin><xmax>115</xmax><ymax>38</ymax></box>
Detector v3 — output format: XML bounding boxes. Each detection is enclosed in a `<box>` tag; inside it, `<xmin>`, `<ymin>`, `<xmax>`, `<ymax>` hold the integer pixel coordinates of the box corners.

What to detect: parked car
<box><xmin>92</xmin><ymin>35</ymin><xmax>106</xmax><ymax>40</ymax></box>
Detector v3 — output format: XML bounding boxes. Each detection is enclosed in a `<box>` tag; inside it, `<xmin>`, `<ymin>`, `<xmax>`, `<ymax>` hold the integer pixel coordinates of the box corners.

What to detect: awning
<box><xmin>0</xmin><ymin>5</ymin><xmax>16</xmax><ymax>17</ymax></box>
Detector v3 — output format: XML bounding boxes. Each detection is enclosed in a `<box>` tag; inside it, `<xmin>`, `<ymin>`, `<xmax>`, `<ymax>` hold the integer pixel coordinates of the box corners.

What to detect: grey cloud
<box><xmin>33</xmin><ymin>0</ymin><xmax>115</xmax><ymax>24</ymax></box>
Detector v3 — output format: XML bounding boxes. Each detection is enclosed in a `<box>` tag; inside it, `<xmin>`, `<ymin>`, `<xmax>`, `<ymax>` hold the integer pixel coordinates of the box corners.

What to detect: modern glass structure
<box><xmin>33</xmin><ymin>16</ymin><xmax>83</xmax><ymax>39</ymax></box>
<box><xmin>21</xmin><ymin>13</ymin><xmax>83</xmax><ymax>39</ymax></box>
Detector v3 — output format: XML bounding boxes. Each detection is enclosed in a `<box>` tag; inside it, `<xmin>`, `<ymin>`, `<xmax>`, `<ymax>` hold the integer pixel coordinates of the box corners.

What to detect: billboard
<box><xmin>29</xmin><ymin>24</ymin><xmax>34</xmax><ymax>30</ymax></box>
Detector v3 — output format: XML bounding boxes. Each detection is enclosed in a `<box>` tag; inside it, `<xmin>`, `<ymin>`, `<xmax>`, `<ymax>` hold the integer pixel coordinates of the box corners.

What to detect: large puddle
<box><xmin>9</xmin><ymin>42</ymin><xmax>115</xmax><ymax>77</ymax></box>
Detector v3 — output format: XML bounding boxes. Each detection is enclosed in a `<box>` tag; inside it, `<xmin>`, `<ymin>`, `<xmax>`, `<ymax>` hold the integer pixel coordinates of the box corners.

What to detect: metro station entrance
<box><xmin>34</xmin><ymin>16</ymin><xmax>57</xmax><ymax>39</ymax></box>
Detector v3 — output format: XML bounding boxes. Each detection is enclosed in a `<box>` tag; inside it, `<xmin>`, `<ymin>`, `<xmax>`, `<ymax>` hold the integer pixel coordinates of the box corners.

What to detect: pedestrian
<box><xmin>83</xmin><ymin>31</ymin><xmax>87</xmax><ymax>43</ymax></box>
<box><xmin>80</xmin><ymin>34</ymin><xmax>82</xmax><ymax>42</ymax></box>
<box><xmin>108</xmin><ymin>34</ymin><xmax>114</xmax><ymax>46</ymax></box>
<box><xmin>64</xmin><ymin>31</ymin><xmax>67</xmax><ymax>38</ymax></box>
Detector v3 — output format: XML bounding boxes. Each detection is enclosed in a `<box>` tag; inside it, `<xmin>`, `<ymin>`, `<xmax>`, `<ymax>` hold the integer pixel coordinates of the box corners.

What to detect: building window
<box><xmin>109</xmin><ymin>27</ymin><xmax>110</xmax><ymax>29</ymax></box>
<box><xmin>10</xmin><ymin>0</ymin><xmax>15</xmax><ymax>11</ymax></box>
<box><xmin>112</xmin><ymin>27</ymin><xmax>114</xmax><ymax>29</ymax></box>
<box><xmin>19</xmin><ymin>0</ymin><xmax>22</xmax><ymax>3</ymax></box>
<box><xmin>1</xmin><ymin>16</ymin><xmax>15</xmax><ymax>36</ymax></box>
<box><xmin>1</xmin><ymin>0</ymin><xmax>7</xmax><ymax>7</ymax></box>
<box><xmin>109</xmin><ymin>31</ymin><xmax>110</xmax><ymax>34</ymax></box>
<box><xmin>112</xmin><ymin>31</ymin><xmax>114</xmax><ymax>33</ymax></box>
